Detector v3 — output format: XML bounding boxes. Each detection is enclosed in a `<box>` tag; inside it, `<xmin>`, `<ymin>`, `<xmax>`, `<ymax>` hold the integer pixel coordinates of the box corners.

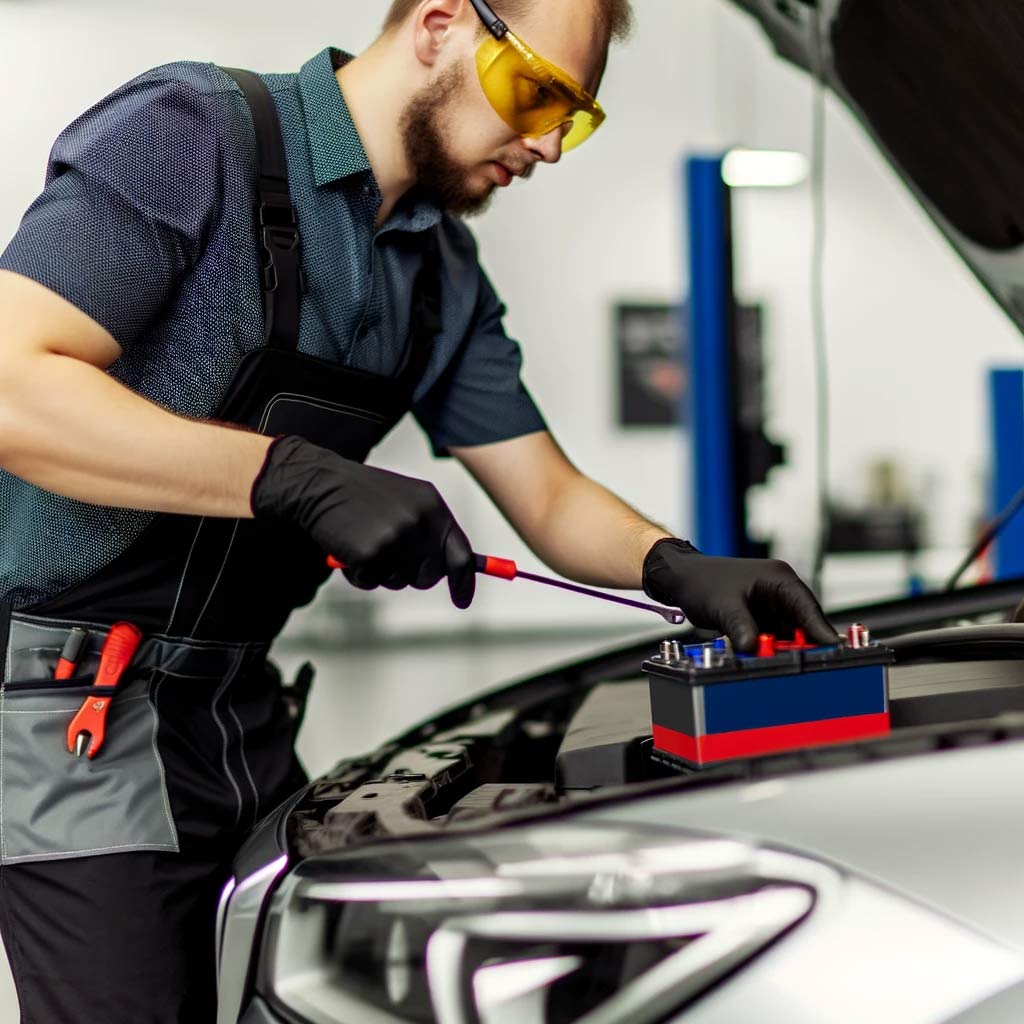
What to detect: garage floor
<box><xmin>0</xmin><ymin>629</ymin><xmax>646</xmax><ymax>1018</ymax></box>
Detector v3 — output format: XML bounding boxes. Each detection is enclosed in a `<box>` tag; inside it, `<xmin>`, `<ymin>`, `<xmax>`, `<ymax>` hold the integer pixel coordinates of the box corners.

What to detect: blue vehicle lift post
<box><xmin>989</xmin><ymin>368</ymin><xmax>1024</xmax><ymax>578</ymax></box>
<box><xmin>685</xmin><ymin>153</ymin><xmax>786</xmax><ymax>559</ymax></box>
<box><xmin>687</xmin><ymin>154</ymin><xmax>737</xmax><ymax>556</ymax></box>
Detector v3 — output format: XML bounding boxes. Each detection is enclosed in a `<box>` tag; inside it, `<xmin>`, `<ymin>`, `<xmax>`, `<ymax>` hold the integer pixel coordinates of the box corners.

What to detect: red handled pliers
<box><xmin>66</xmin><ymin>622</ymin><xmax>143</xmax><ymax>759</ymax></box>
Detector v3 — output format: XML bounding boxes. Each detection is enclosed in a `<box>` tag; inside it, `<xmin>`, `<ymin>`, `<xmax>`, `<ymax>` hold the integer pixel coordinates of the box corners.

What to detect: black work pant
<box><xmin>0</xmin><ymin>846</ymin><xmax>236</xmax><ymax>1023</ymax></box>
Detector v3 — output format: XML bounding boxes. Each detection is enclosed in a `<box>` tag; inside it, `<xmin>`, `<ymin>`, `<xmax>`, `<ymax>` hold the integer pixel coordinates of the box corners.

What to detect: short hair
<box><xmin>381</xmin><ymin>0</ymin><xmax>634</xmax><ymax>43</ymax></box>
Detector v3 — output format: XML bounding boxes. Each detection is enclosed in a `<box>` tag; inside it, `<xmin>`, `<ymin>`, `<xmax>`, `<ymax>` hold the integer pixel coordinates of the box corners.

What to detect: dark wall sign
<box><xmin>615</xmin><ymin>302</ymin><xmax>764</xmax><ymax>430</ymax></box>
<box><xmin>615</xmin><ymin>303</ymin><xmax>689</xmax><ymax>427</ymax></box>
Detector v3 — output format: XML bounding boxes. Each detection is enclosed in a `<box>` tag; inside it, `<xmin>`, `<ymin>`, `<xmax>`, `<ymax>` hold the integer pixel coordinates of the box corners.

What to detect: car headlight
<box><xmin>258</xmin><ymin>824</ymin><xmax>820</xmax><ymax>1024</ymax></box>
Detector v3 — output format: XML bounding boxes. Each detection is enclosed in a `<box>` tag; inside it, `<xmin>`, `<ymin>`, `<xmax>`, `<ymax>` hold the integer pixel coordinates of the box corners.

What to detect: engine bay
<box><xmin>287</xmin><ymin>584</ymin><xmax>1024</xmax><ymax>858</ymax></box>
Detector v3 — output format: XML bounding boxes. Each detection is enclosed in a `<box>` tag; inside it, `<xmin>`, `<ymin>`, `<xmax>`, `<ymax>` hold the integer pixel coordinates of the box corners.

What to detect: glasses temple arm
<box><xmin>467</xmin><ymin>0</ymin><xmax>509</xmax><ymax>39</ymax></box>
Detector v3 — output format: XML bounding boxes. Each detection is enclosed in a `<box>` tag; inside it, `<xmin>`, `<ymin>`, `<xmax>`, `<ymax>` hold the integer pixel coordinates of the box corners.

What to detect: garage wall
<box><xmin>1</xmin><ymin>0</ymin><xmax>1020</xmax><ymax>638</ymax></box>
<box><xmin>708</xmin><ymin>5</ymin><xmax>1022</xmax><ymax>581</ymax></box>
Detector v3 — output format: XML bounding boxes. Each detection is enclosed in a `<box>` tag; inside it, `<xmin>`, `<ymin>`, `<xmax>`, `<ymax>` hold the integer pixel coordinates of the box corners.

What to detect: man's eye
<box><xmin>514</xmin><ymin>75</ymin><xmax>546</xmax><ymax>107</ymax></box>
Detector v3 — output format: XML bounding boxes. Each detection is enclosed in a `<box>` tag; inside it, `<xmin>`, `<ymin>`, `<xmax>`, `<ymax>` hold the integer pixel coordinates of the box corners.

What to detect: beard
<box><xmin>400</xmin><ymin>63</ymin><xmax>498</xmax><ymax>218</ymax></box>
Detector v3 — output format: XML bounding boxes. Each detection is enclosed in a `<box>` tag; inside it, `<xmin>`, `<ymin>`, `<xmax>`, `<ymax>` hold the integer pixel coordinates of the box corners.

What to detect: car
<box><xmin>216</xmin><ymin>579</ymin><xmax>1024</xmax><ymax>1024</ymax></box>
<box><xmin>215</xmin><ymin>2</ymin><xmax>1024</xmax><ymax>1022</ymax></box>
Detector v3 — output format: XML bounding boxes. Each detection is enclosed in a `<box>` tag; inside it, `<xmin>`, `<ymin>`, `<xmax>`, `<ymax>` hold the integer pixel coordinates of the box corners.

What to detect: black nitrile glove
<box><xmin>642</xmin><ymin>538</ymin><xmax>837</xmax><ymax>652</ymax></box>
<box><xmin>251</xmin><ymin>436</ymin><xmax>476</xmax><ymax>609</ymax></box>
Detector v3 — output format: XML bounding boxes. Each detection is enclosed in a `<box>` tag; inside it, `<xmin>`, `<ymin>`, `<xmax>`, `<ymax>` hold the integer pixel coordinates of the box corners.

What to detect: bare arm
<box><xmin>452</xmin><ymin>431</ymin><xmax>671</xmax><ymax>588</ymax></box>
<box><xmin>0</xmin><ymin>270</ymin><xmax>270</xmax><ymax>517</ymax></box>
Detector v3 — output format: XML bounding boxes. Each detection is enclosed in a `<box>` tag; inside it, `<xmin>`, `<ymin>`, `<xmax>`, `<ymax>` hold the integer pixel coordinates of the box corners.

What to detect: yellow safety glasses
<box><xmin>469</xmin><ymin>0</ymin><xmax>606</xmax><ymax>153</ymax></box>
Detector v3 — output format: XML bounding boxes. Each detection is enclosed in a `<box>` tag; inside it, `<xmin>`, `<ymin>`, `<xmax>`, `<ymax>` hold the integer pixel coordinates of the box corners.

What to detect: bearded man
<box><xmin>0</xmin><ymin>1</ymin><xmax>834</xmax><ymax>1019</ymax></box>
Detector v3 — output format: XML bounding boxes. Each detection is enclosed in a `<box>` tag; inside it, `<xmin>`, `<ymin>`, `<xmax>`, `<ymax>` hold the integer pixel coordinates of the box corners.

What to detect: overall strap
<box><xmin>220</xmin><ymin>66</ymin><xmax>304</xmax><ymax>352</ymax></box>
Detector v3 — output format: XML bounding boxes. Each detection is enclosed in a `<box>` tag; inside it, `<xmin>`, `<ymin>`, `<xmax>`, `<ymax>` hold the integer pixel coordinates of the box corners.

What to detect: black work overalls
<box><xmin>0</xmin><ymin>67</ymin><xmax>439</xmax><ymax>1023</ymax></box>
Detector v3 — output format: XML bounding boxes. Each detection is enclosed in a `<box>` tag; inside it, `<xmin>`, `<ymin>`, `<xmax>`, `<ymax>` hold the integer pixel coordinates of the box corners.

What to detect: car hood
<box><xmin>589</xmin><ymin>736</ymin><xmax>1024</xmax><ymax>951</ymax></box>
<box><xmin>726</xmin><ymin>0</ymin><xmax>1024</xmax><ymax>333</ymax></box>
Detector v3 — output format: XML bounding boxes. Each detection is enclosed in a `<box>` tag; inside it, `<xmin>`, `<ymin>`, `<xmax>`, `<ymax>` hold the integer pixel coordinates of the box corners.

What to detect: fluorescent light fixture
<box><xmin>722</xmin><ymin>149</ymin><xmax>809</xmax><ymax>188</ymax></box>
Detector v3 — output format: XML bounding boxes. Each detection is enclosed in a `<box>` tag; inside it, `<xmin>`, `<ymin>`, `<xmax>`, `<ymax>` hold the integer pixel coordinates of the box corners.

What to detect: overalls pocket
<box><xmin>0</xmin><ymin>672</ymin><xmax>180</xmax><ymax>864</ymax></box>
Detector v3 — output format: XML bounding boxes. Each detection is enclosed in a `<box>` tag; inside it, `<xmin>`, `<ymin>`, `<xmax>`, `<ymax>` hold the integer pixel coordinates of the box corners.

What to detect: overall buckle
<box><xmin>258</xmin><ymin>196</ymin><xmax>300</xmax><ymax>293</ymax></box>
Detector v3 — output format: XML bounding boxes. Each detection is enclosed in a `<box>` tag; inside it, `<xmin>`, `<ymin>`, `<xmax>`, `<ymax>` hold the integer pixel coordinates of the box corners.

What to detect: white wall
<box><xmin>709</xmin><ymin>5</ymin><xmax>1022</xmax><ymax>588</ymax></box>
<box><xmin>2</xmin><ymin>0</ymin><xmax>1020</xmax><ymax>635</ymax></box>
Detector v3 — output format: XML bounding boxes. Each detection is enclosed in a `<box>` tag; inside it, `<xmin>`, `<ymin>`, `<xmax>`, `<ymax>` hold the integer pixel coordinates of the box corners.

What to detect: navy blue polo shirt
<box><xmin>0</xmin><ymin>47</ymin><xmax>546</xmax><ymax>609</ymax></box>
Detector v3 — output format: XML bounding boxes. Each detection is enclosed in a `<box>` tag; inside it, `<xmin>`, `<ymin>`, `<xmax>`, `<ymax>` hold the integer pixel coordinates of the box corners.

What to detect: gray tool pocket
<box><xmin>0</xmin><ymin>673</ymin><xmax>179</xmax><ymax>864</ymax></box>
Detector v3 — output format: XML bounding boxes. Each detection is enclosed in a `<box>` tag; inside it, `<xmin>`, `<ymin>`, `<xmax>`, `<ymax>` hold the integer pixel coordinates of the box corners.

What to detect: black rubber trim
<box><xmin>886</xmin><ymin>624</ymin><xmax>1024</xmax><ymax>663</ymax></box>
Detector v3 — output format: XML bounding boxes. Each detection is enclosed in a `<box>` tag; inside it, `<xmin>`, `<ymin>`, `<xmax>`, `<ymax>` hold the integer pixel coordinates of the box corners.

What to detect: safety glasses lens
<box><xmin>476</xmin><ymin>35</ymin><xmax>605</xmax><ymax>152</ymax></box>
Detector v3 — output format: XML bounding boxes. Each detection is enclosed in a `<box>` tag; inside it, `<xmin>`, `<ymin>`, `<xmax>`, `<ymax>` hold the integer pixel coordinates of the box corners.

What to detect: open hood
<box><xmin>726</xmin><ymin>0</ymin><xmax>1024</xmax><ymax>335</ymax></box>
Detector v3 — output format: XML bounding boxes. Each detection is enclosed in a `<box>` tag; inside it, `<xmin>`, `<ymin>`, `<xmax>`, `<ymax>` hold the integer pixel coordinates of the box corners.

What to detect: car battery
<box><xmin>644</xmin><ymin>627</ymin><xmax>894</xmax><ymax>770</ymax></box>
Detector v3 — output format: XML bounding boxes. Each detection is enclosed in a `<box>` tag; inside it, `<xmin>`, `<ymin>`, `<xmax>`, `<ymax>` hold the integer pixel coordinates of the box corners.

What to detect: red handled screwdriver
<box><xmin>66</xmin><ymin>622</ymin><xmax>143</xmax><ymax>759</ymax></box>
<box><xmin>327</xmin><ymin>555</ymin><xmax>686</xmax><ymax>625</ymax></box>
<box><xmin>54</xmin><ymin>627</ymin><xmax>89</xmax><ymax>680</ymax></box>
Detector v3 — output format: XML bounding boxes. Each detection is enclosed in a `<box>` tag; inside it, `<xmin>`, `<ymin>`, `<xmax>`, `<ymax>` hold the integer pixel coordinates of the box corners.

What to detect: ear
<box><xmin>412</xmin><ymin>0</ymin><xmax>465</xmax><ymax>68</ymax></box>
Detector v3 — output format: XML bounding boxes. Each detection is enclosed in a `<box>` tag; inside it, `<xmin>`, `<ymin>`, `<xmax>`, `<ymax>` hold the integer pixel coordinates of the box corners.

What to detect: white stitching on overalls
<box><xmin>166</xmin><ymin>518</ymin><xmax>207</xmax><ymax>635</ymax></box>
<box><xmin>0</xmin><ymin>696</ymin><xmax>151</xmax><ymax>715</ymax></box>
<box><xmin>187</xmin><ymin>393</ymin><xmax>387</xmax><ymax>634</ymax></box>
<box><xmin>4</xmin><ymin>842</ymin><xmax>179</xmax><ymax>863</ymax></box>
<box><xmin>1</xmin><ymin>708</ymin><xmax>89</xmax><ymax>715</ymax></box>
<box><xmin>260</xmin><ymin>393</ymin><xmax>387</xmax><ymax>429</ymax></box>
<box><xmin>15</xmin><ymin>612</ymin><xmax>113</xmax><ymax>633</ymax></box>
<box><xmin>227</xmin><ymin>692</ymin><xmax>261</xmax><ymax>829</ymax></box>
<box><xmin>149</xmin><ymin>672</ymin><xmax>180</xmax><ymax>851</ymax></box>
<box><xmin>212</xmin><ymin>650</ymin><xmax>245</xmax><ymax>828</ymax></box>
<box><xmin>190</xmin><ymin>519</ymin><xmax>241</xmax><ymax>637</ymax></box>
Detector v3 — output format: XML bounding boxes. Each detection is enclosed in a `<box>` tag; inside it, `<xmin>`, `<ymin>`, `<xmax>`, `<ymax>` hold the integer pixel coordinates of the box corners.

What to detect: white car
<box><xmin>216</xmin><ymin>2</ymin><xmax>1024</xmax><ymax>1021</ymax></box>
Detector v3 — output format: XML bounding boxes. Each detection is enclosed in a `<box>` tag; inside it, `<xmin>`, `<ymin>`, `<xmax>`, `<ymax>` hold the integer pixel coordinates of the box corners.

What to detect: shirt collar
<box><xmin>299</xmin><ymin>46</ymin><xmax>444</xmax><ymax>233</ymax></box>
<box><xmin>299</xmin><ymin>47</ymin><xmax>371</xmax><ymax>186</ymax></box>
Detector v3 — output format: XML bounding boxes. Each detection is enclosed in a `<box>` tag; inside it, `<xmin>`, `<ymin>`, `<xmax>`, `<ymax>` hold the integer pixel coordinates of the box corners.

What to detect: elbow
<box><xmin>522</xmin><ymin>464</ymin><xmax>586</xmax><ymax>543</ymax></box>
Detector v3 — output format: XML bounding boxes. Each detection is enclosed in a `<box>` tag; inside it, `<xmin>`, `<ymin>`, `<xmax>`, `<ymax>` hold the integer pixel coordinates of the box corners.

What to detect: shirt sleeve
<box><xmin>0</xmin><ymin>70</ymin><xmax>222</xmax><ymax>349</ymax></box>
<box><xmin>414</xmin><ymin>244</ymin><xmax>548</xmax><ymax>458</ymax></box>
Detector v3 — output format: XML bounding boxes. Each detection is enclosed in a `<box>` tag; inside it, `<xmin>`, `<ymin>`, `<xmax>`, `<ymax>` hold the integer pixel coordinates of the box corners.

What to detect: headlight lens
<box><xmin>261</xmin><ymin>825</ymin><xmax>818</xmax><ymax>1024</ymax></box>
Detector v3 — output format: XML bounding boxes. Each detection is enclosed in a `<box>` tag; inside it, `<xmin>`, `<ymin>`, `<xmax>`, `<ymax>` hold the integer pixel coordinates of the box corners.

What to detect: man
<box><xmin>0</xmin><ymin>0</ymin><xmax>835</xmax><ymax>1019</ymax></box>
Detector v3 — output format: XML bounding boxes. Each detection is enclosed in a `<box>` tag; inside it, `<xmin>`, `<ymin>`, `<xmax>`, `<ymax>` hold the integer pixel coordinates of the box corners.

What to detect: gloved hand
<box><xmin>251</xmin><ymin>436</ymin><xmax>476</xmax><ymax>609</ymax></box>
<box><xmin>643</xmin><ymin>538</ymin><xmax>837</xmax><ymax>652</ymax></box>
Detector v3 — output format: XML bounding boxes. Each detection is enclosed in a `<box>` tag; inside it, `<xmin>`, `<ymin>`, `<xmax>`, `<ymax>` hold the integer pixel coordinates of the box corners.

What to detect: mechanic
<box><xmin>0</xmin><ymin>0</ymin><xmax>836</xmax><ymax>1019</ymax></box>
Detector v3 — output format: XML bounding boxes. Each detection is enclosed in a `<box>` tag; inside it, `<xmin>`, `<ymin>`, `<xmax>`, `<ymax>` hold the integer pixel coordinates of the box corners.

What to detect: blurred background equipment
<box><xmin>826</xmin><ymin>459</ymin><xmax>925</xmax><ymax>594</ymax></box>
<box><xmin>686</xmin><ymin>151</ymin><xmax>791</xmax><ymax>560</ymax></box>
<box><xmin>614</xmin><ymin>302</ymin><xmax>688</xmax><ymax>428</ymax></box>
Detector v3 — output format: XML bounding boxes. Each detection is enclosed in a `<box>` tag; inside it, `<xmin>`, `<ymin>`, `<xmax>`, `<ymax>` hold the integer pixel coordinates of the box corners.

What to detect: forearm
<box><xmin>0</xmin><ymin>350</ymin><xmax>271</xmax><ymax>517</ymax></box>
<box><xmin>526</xmin><ymin>471</ymin><xmax>671</xmax><ymax>588</ymax></box>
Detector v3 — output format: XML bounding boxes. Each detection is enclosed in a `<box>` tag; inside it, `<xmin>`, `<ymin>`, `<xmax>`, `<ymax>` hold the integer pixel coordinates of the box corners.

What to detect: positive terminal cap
<box><xmin>847</xmin><ymin>623</ymin><xmax>867</xmax><ymax>649</ymax></box>
<box><xmin>757</xmin><ymin>634</ymin><xmax>776</xmax><ymax>658</ymax></box>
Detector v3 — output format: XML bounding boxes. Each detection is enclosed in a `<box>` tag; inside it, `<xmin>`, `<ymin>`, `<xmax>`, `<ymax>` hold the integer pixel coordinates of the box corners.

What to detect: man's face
<box><xmin>401</xmin><ymin>0</ymin><xmax>609</xmax><ymax>216</ymax></box>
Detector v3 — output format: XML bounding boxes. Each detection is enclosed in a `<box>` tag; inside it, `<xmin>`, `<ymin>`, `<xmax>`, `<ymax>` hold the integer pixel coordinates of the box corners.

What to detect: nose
<box><xmin>522</xmin><ymin>125</ymin><xmax>565</xmax><ymax>165</ymax></box>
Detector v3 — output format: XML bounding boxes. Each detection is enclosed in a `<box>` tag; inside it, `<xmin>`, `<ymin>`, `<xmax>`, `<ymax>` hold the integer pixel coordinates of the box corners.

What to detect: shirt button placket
<box><xmin>352</xmin><ymin>238</ymin><xmax>379</xmax><ymax>352</ymax></box>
